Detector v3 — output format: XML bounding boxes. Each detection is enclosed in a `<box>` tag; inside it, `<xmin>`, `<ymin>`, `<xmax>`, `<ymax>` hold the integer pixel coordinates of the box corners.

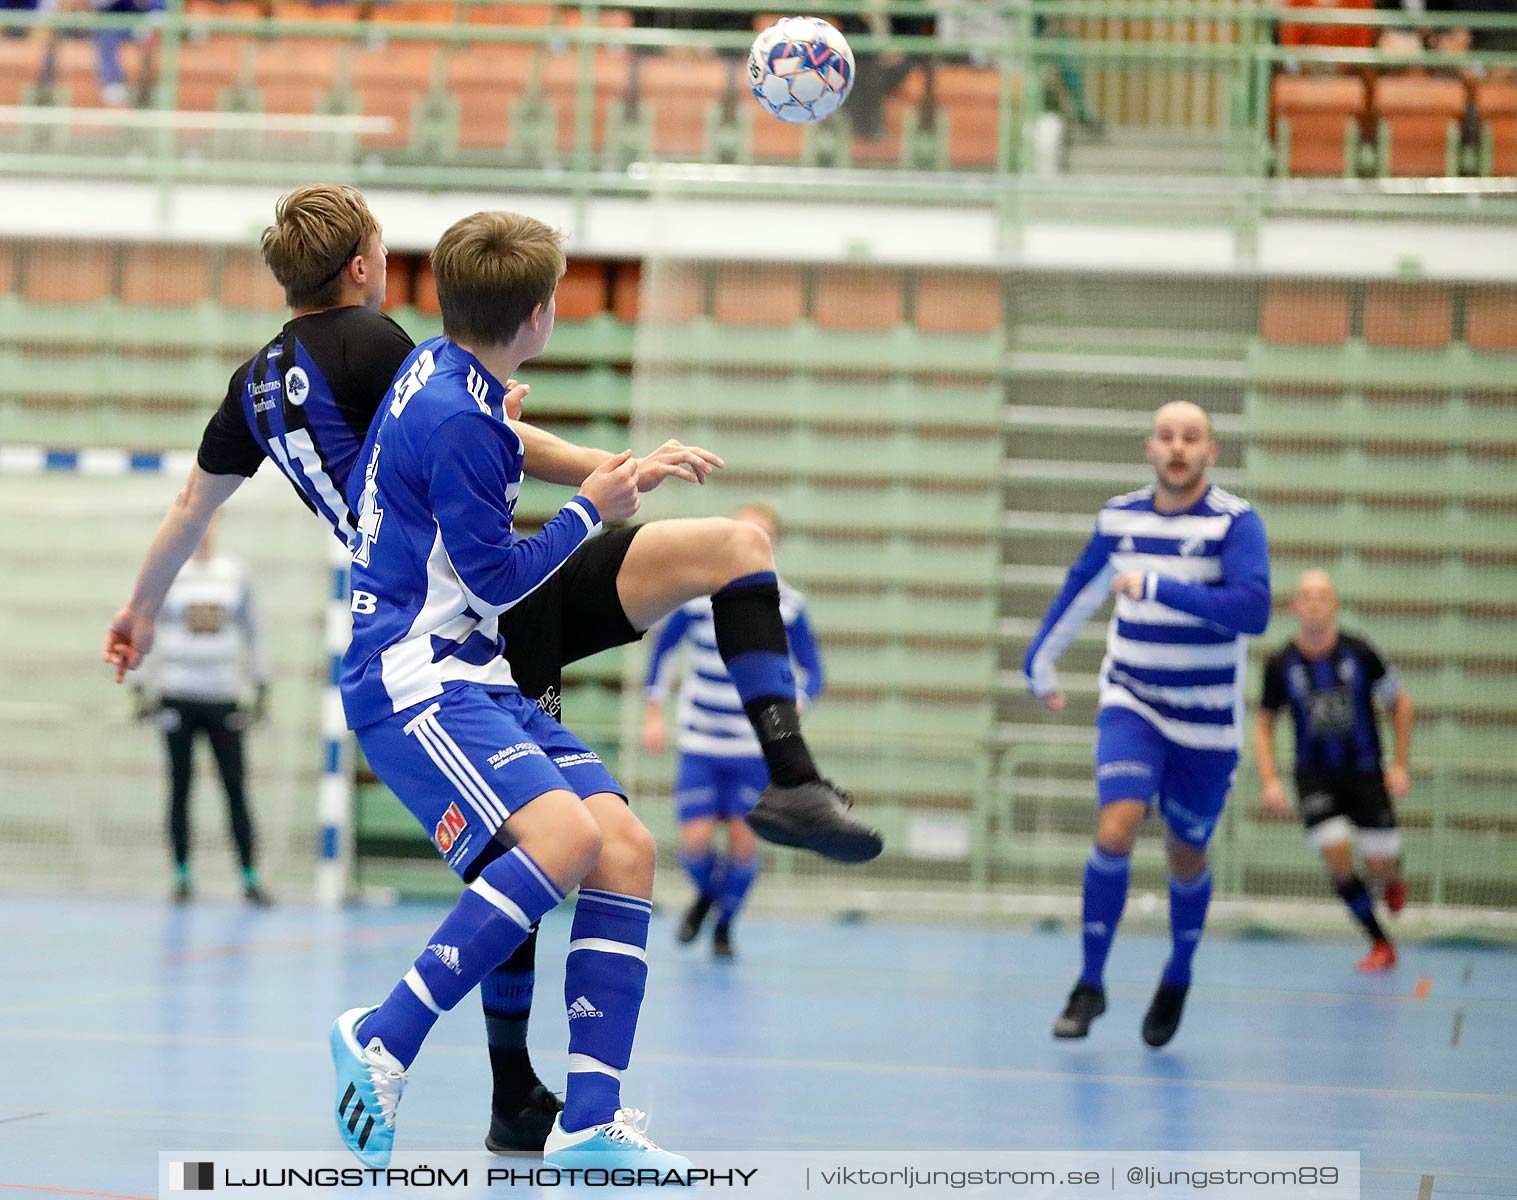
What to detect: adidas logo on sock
<box><xmin>1083</xmin><ymin>921</ymin><xmax>1109</xmax><ymax>936</ymax></box>
<box><xmin>567</xmin><ymin>995</ymin><xmax>604</xmax><ymax>1020</ymax></box>
<box><xmin>428</xmin><ymin>943</ymin><xmax>462</xmax><ymax>974</ymax></box>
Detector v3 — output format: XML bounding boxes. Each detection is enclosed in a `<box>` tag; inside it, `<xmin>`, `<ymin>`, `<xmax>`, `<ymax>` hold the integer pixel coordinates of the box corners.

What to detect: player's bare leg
<box><xmin>617</xmin><ymin>518</ymin><xmax>882</xmax><ymax>863</ymax></box>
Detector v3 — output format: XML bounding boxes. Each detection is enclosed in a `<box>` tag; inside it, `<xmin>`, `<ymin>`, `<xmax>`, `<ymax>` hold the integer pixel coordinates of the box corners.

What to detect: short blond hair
<box><xmin>431</xmin><ymin>211</ymin><xmax>565</xmax><ymax>346</ymax></box>
<box><xmin>261</xmin><ymin>184</ymin><xmax>379</xmax><ymax>310</ymax></box>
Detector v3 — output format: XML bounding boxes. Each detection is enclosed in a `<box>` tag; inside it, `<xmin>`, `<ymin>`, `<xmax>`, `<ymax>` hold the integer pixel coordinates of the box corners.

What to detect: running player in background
<box><xmin>1024</xmin><ymin>401</ymin><xmax>1271</xmax><ymax>1048</ymax></box>
<box><xmin>103</xmin><ymin>184</ymin><xmax>878</xmax><ymax>1154</ymax></box>
<box><xmin>133</xmin><ymin>519</ymin><xmax>271</xmax><ymax>907</ymax></box>
<box><xmin>641</xmin><ymin>503</ymin><xmax>825</xmax><ymax>959</ymax></box>
<box><xmin>1255</xmin><ymin>569</ymin><xmax>1411</xmax><ymax>974</ymax></box>
<box><xmin>331</xmin><ymin>209</ymin><xmax>688</xmax><ymax>1170</ymax></box>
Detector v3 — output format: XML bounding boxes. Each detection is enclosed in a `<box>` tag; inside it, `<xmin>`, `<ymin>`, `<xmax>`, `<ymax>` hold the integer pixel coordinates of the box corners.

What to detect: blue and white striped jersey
<box><xmin>644</xmin><ymin>581</ymin><xmax>824</xmax><ymax>758</ymax></box>
<box><xmin>340</xmin><ymin>338</ymin><xmax>602</xmax><ymax>729</ymax></box>
<box><xmin>1024</xmin><ymin>484</ymin><xmax>1272</xmax><ymax>751</ymax></box>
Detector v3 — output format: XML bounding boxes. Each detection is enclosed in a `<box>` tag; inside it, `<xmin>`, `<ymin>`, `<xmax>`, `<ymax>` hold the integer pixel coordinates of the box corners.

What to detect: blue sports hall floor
<box><xmin>1</xmin><ymin>895</ymin><xmax>1513</xmax><ymax>1199</ymax></box>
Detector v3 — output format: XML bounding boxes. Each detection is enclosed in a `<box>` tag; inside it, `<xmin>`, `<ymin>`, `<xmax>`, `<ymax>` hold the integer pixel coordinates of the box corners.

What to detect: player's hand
<box><xmin>579</xmin><ymin>449</ymin><xmax>641</xmax><ymax>523</ymax></box>
<box><xmin>503</xmin><ymin>378</ymin><xmax>530</xmax><ymax>421</ymax></box>
<box><xmin>641</xmin><ymin>708</ymin><xmax>667</xmax><ymax>754</ymax></box>
<box><xmin>105</xmin><ymin>606</ymin><xmax>155</xmax><ymax>683</ymax></box>
<box><xmin>634</xmin><ymin>439</ymin><xmax>725</xmax><ymax>492</ymax></box>
<box><xmin>1385</xmin><ymin>763</ymin><xmax>1411</xmax><ymax>801</ymax></box>
<box><xmin>1111</xmin><ymin>572</ymin><xmax>1147</xmax><ymax>600</ymax></box>
<box><xmin>1260</xmin><ymin>777</ymin><xmax>1291</xmax><ymax>816</ymax></box>
<box><xmin>1034</xmin><ymin>689</ymin><xmax>1066</xmax><ymax>712</ymax></box>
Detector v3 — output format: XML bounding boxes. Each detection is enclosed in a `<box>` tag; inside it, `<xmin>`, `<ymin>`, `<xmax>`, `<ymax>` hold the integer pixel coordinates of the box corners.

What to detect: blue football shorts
<box><xmin>1094</xmin><ymin>705</ymin><xmax>1238</xmax><ymax>848</ymax></box>
<box><xmin>673</xmin><ymin>752</ymin><xmax>770</xmax><ymax>823</ymax></box>
<box><xmin>357</xmin><ymin>685</ymin><xmax>624</xmax><ymax>877</ymax></box>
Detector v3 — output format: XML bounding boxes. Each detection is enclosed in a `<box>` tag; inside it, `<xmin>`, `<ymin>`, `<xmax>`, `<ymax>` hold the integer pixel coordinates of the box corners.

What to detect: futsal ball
<box><xmin>747</xmin><ymin>16</ymin><xmax>855</xmax><ymax>125</ymax></box>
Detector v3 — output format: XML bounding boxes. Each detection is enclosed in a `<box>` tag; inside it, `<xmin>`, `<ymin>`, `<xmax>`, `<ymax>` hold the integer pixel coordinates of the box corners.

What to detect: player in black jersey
<box><xmin>1254</xmin><ymin>569</ymin><xmax>1413</xmax><ymax>973</ymax></box>
<box><xmin>105</xmin><ymin>184</ymin><xmax>881</xmax><ymax>1153</ymax></box>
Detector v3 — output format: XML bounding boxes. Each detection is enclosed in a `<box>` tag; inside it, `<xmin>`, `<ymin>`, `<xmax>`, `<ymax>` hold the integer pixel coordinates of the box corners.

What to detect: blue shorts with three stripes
<box><xmin>357</xmin><ymin>684</ymin><xmax>625</xmax><ymax>878</ymax></box>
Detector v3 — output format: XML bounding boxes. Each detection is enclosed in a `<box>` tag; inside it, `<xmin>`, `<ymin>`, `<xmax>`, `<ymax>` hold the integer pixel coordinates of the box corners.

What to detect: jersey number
<box><xmin>390</xmin><ymin>350</ymin><xmax>436</xmax><ymax>418</ymax></box>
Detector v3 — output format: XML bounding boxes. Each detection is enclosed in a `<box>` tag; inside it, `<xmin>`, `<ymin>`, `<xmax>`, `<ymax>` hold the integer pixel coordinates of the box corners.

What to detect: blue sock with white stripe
<box><xmin>1162</xmin><ymin>870</ymin><xmax>1212</xmax><ymax>987</ymax></box>
<box><xmin>1079</xmin><ymin>847</ymin><xmax>1131</xmax><ymax>988</ymax></box>
<box><xmin>562</xmin><ymin>888</ymin><xmax>652</xmax><ymax>1133</ymax></box>
<box><xmin>359</xmin><ymin>847</ymin><xmax>564</xmax><ymax>1069</ymax></box>
<box><xmin>679</xmin><ymin>847</ymin><xmax>722</xmax><ymax>900</ymax></box>
<box><xmin>716</xmin><ymin>856</ymin><xmax>759</xmax><ymax>923</ymax></box>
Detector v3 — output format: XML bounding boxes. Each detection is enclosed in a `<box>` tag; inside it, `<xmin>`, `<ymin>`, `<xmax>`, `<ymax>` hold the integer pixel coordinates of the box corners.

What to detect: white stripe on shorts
<box><xmin>407</xmin><ymin>714</ymin><xmax>509</xmax><ymax>829</ymax></box>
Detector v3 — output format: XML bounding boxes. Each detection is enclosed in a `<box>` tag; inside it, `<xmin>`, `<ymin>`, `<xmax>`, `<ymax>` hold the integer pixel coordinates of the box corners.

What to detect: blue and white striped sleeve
<box><xmin>1149</xmin><ymin>508</ymin><xmax>1272</xmax><ymax>635</ymax></box>
<box><xmin>1023</xmin><ymin>523</ymin><xmax>1117</xmax><ymax>697</ymax></box>
<box><xmin>423</xmin><ymin>411</ymin><xmax>601</xmax><ymax>617</ymax></box>
<box><xmin>643</xmin><ymin>606</ymin><xmax>696</xmax><ymax>702</ymax></box>
<box><xmin>786</xmin><ymin>605</ymin><xmax>826</xmax><ymax>705</ymax></box>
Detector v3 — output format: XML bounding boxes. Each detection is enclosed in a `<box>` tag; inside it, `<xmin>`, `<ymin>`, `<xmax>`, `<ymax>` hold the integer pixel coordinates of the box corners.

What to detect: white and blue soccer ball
<box><xmin>747</xmin><ymin>16</ymin><xmax>855</xmax><ymax>125</ymax></box>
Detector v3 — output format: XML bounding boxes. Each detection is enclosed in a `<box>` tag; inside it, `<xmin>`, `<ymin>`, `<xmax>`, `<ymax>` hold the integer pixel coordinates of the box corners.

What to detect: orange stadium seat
<box><xmin>555</xmin><ymin>260</ymin><xmax>608</xmax><ymax>320</ymax></box>
<box><xmin>1260</xmin><ymin>281</ymin><xmax>1351</xmax><ymax>345</ymax></box>
<box><xmin>713</xmin><ymin>265</ymin><xmax>802</xmax><ymax>327</ymax></box>
<box><xmin>0</xmin><ymin>242</ymin><xmax>17</xmax><ymax>295</ymax></box>
<box><xmin>614</xmin><ymin>261</ymin><xmax>705</xmax><ymax>324</ymax></box>
<box><xmin>1278</xmin><ymin>0</ymin><xmax>1375</xmax><ymax>53</ymax></box>
<box><xmin>271</xmin><ymin>1</ymin><xmax>361</xmax><ymax>22</ymax></box>
<box><xmin>1476</xmin><ymin>79</ymin><xmax>1517</xmax><ymax>176</ymax></box>
<box><xmin>542</xmin><ymin>49</ymin><xmax>629</xmax><ymax>155</ymax></box>
<box><xmin>370</xmin><ymin>1</ymin><xmax>456</xmax><ymax>22</ymax></box>
<box><xmin>814</xmin><ymin>268</ymin><xmax>904</xmax><ymax>332</ymax></box>
<box><xmin>173</xmin><ymin>38</ymin><xmax>247</xmax><ymax>112</ymax></box>
<box><xmin>186</xmin><ymin>0</ymin><xmax>266</xmax><ymax>17</ymax></box>
<box><xmin>1271</xmin><ymin>74</ymin><xmax>1366</xmax><ymax>176</ymax></box>
<box><xmin>253</xmin><ymin>40</ymin><xmax>344</xmax><ymax>141</ymax></box>
<box><xmin>914</xmin><ymin>271</ymin><xmax>1004</xmax><ymax>335</ymax></box>
<box><xmin>1374</xmin><ymin>75</ymin><xmax>1465</xmax><ymax>176</ymax></box>
<box><xmin>637</xmin><ymin>54</ymin><xmax>727</xmax><ymax>160</ymax></box>
<box><xmin>1465</xmin><ymin>288</ymin><xmax>1517</xmax><ymax>352</ymax></box>
<box><xmin>937</xmin><ymin>64</ymin><xmax>1011</xmax><ymax>169</ymax></box>
<box><xmin>447</xmin><ymin>42</ymin><xmax>533</xmax><ymax>151</ymax></box>
<box><xmin>466</xmin><ymin>2</ymin><xmax>552</xmax><ymax>26</ymax></box>
<box><xmin>121</xmin><ymin>245</ymin><xmax>215</xmax><ymax>308</ymax></box>
<box><xmin>0</xmin><ymin>37</ymin><xmax>47</xmax><ymax>108</ymax></box>
<box><xmin>849</xmin><ymin>68</ymin><xmax>927</xmax><ymax>167</ymax></box>
<box><xmin>1362</xmin><ymin>285</ymin><xmax>1453</xmax><ymax>350</ymax></box>
<box><xmin>748</xmin><ymin>106</ymin><xmax>807</xmax><ymax>164</ymax></box>
<box><xmin>381</xmin><ymin>252</ymin><xmax>413</xmax><ymax>313</ymax></box>
<box><xmin>352</xmin><ymin>41</ymin><xmax>439</xmax><ymax>147</ymax></box>
<box><xmin>219</xmin><ymin>248</ymin><xmax>287</xmax><ymax>312</ymax></box>
<box><xmin>414</xmin><ymin>257</ymin><xmax>441</xmax><ymax>315</ymax></box>
<box><xmin>22</xmin><ymin>242</ymin><xmax>115</xmax><ymax>305</ymax></box>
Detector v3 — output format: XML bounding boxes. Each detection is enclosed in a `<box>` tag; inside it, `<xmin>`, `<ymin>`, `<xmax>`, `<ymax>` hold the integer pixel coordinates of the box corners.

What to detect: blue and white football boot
<box><xmin>543</xmin><ymin>1107</ymin><xmax>692</xmax><ymax>1176</ymax></box>
<box><xmin>330</xmin><ymin>1006</ymin><xmax>408</xmax><ymax>1167</ymax></box>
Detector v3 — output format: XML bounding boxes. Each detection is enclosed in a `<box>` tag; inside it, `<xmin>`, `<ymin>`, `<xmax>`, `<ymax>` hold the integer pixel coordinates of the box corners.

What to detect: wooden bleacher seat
<box><xmin>1475</xmin><ymin>79</ymin><xmax>1517</xmax><ymax>176</ymax></box>
<box><xmin>1271</xmin><ymin>74</ymin><xmax>1366</xmax><ymax>176</ymax></box>
<box><xmin>369</xmin><ymin>1</ymin><xmax>456</xmax><ymax>22</ymax></box>
<box><xmin>712</xmin><ymin>264</ymin><xmax>802</xmax><ymax>327</ymax></box>
<box><xmin>381</xmin><ymin>252</ymin><xmax>413</xmax><ymax>313</ymax></box>
<box><xmin>1362</xmin><ymin>284</ymin><xmax>1453</xmax><ymax>349</ymax></box>
<box><xmin>542</xmin><ymin>48</ymin><xmax>629</xmax><ymax>155</ymax></box>
<box><xmin>1259</xmin><ymin>281</ymin><xmax>1351</xmax><ymax>344</ymax></box>
<box><xmin>1466</xmin><ymin>287</ymin><xmax>1517</xmax><ymax>352</ymax></box>
<box><xmin>271</xmin><ymin>1</ymin><xmax>361</xmax><ymax>22</ymax></box>
<box><xmin>186</xmin><ymin>0</ymin><xmax>267</xmax><ymax>17</ymax></box>
<box><xmin>637</xmin><ymin>53</ymin><xmax>727</xmax><ymax>161</ymax></box>
<box><xmin>0</xmin><ymin>37</ymin><xmax>46</xmax><ymax>109</ymax></box>
<box><xmin>22</xmin><ymin>243</ymin><xmax>115</xmax><ymax>305</ymax></box>
<box><xmin>554</xmin><ymin>260</ymin><xmax>608</xmax><ymax>321</ymax></box>
<box><xmin>219</xmin><ymin>248</ymin><xmax>287</xmax><ymax>312</ymax></box>
<box><xmin>414</xmin><ymin>257</ymin><xmax>441</xmax><ymax>315</ymax></box>
<box><xmin>617</xmin><ymin>261</ymin><xmax>704</xmax><ymax>324</ymax></box>
<box><xmin>466</xmin><ymin>2</ymin><xmax>552</xmax><ymax>26</ymax></box>
<box><xmin>447</xmin><ymin>42</ymin><xmax>533</xmax><ymax>152</ymax></box>
<box><xmin>813</xmin><ymin>267</ymin><xmax>904</xmax><ymax>332</ymax></box>
<box><xmin>914</xmin><ymin>271</ymin><xmax>1004</xmax><ymax>335</ymax></box>
<box><xmin>936</xmin><ymin>64</ymin><xmax>1011</xmax><ymax>169</ymax></box>
<box><xmin>121</xmin><ymin>245</ymin><xmax>215</xmax><ymax>308</ymax></box>
<box><xmin>1374</xmin><ymin>75</ymin><xmax>1465</xmax><ymax>176</ymax></box>
<box><xmin>173</xmin><ymin>38</ymin><xmax>247</xmax><ymax>112</ymax></box>
<box><xmin>252</xmin><ymin>40</ymin><xmax>345</xmax><ymax>142</ymax></box>
<box><xmin>352</xmin><ymin>41</ymin><xmax>439</xmax><ymax>147</ymax></box>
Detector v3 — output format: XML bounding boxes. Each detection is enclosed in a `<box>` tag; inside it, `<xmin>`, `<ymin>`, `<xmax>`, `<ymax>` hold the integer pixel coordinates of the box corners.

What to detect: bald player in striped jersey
<box><xmin>1024</xmin><ymin>401</ymin><xmax>1271</xmax><ymax>1048</ymax></box>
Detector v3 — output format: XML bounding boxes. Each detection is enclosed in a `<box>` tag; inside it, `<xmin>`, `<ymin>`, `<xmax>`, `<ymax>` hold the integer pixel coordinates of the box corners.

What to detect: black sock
<box><xmin>1334</xmin><ymin>875</ymin><xmax>1388</xmax><ymax>944</ymax></box>
<box><xmin>711</xmin><ymin>574</ymin><xmax>820</xmax><ymax>788</ymax></box>
<box><xmin>482</xmin><ymin>925</ymin><xmax>544</xmax><ymax>1115</ymax></box>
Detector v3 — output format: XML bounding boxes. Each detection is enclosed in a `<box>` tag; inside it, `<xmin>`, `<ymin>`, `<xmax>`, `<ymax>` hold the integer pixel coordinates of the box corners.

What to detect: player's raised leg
<box><xmin>615</xmin><ymin>517</ymin><xmax>881</xmax><ymax>862</ymax></box>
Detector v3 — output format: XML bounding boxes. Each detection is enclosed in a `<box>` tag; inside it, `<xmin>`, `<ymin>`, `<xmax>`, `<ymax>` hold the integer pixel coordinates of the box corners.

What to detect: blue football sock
<box><xmin>562</xmin><ymin>888</ymin><xmax>652</xmax><ymax>1133</ymax></box>
<box><xmin>1163</xmin><ymin>869</ymin><xmax>1213</xmax><ymax>987</ymax></box>
<box><xmin>716</xmin><ymin>856</ymin><xmax>759</xmax><ymax>922</ymax></box>
<box><xmin>1079</xmin><ymin>847</ymin><xmax>1131</xmax><ymax>988</ymax></box>
<box><xmin>360</xmin><ymin>847</ymin><xmax>563</xmax><ymax>1069</ymax></box>
<box><xmin>679</xmin><ymin>847</ymin><xmax>722</xmax><ymax>899</ymax></box>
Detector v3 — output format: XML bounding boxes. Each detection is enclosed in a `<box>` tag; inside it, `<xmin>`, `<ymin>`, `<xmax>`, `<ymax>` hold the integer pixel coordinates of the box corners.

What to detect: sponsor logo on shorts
<box><xmin>553</xmin><ymin>751</ymin><xmax>603</xmax><ymax>770</ymax></box>
<box><xmin>487</xmin><ymin>742</ymin><xmax>547</xmax><ymax>770</ymax></box>
<box><xmin>434</xmin><ymin>802</ymin><xmax>467</xmax><ymax>852</ymax></box>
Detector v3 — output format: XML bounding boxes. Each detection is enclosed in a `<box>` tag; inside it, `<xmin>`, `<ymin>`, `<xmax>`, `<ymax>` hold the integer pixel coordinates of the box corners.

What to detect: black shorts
<box><xmin>497</xmin><ymin>525</ymin><xmax>645</xmax><ymax>718</ymax></box>
<box><xmin>1293</xmin><ymin>769</ymin><xmax>1397</xmax><ymax>833</ymax></box>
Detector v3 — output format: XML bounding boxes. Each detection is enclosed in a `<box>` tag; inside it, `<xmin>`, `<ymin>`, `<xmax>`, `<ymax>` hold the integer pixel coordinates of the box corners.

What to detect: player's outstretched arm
<box><xmin>104</xmin><ymin>466</ymin><xmax>246</xmax><ymax>682</ymax></box>
<box><xmin>1023</xmin><ymin>527</ymin><xmax>1116</xmax><ymax>709</ymax></box>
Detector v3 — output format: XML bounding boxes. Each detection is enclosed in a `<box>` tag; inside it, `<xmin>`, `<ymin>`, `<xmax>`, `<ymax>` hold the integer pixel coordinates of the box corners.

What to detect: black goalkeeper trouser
<box><xmin>161</xmin><ymin>698</ymin><xmax>255</xmax><ymax>871</ymax></box>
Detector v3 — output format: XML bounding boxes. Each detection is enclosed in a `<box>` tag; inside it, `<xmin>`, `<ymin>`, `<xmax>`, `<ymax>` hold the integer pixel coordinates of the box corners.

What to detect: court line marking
<box><xmin>0</xmin><ymin>1185</ymin><xmax>154</xmax><ymax>1200</ymax></box>
<box><xmin>0</xmin><ymin>1114</ymin><xmax>44</xmax><ymax>1125</ymax></box>
<box><xmin>1450</xmin><ymin>1009</ymin><xmax>1464</xmax><ymax>1050</ymax></box>
<box><xmin>9</xmin><ymin>1030</ymin><xmax>1516</xmax><ymax>1108</ymax></box>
